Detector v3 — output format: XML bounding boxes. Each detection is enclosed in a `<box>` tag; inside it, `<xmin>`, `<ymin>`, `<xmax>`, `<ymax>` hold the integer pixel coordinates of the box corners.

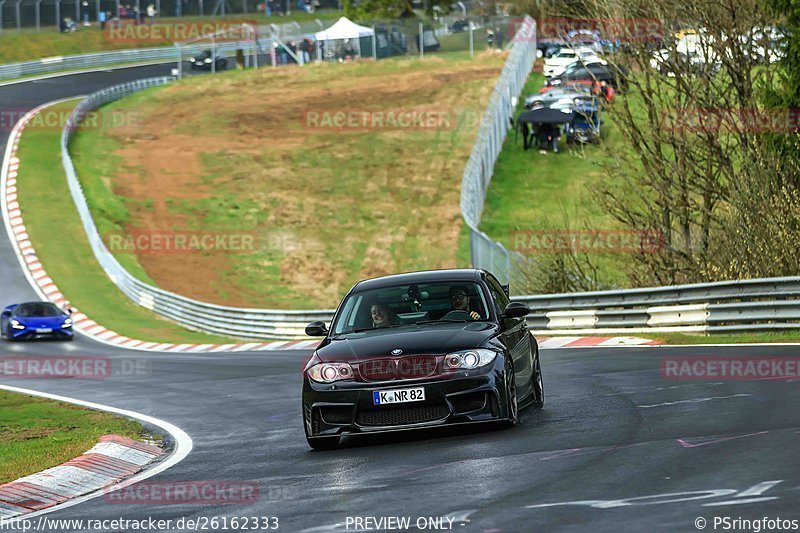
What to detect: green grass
<box><xmin>650</xmin><ymin>331</ymin><xmax>800</xmax><ymax>345</ymax></box>
<box><xmin>0</xmin><ymin>390</ymin><xmax>144</xmax><ymax>484</ymax></box>
<box><xmin>481</xmin><ymin>72</ymin><xmax>621</xmax><ymax>237</ymax></box>
<box><xmin>67</xmin><ymin>52</ymin><xmax>504</xmax><ymax>309</ymax></box>
<box><xmin>0</xmin><ymin>11</ymin><xmax>341</xmax><ymax>65</ymax></box>
<box><xmin>15</xmin><ymin>100</ymin><xmax>237</xmax><ymax>343</ymax></box>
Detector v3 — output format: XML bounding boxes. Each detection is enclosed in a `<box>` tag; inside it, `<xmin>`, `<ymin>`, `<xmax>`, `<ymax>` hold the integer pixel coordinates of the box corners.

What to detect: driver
<box><xmin>448</xmin><ymin>286</ymin><xmax>481</xmax><ymax>320</ymax></box>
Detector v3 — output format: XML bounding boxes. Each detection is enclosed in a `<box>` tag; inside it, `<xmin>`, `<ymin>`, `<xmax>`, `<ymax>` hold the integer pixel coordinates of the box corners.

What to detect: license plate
<box><xmin>373</xmin><ymin>387</ymin><xmax>425</xmax><ymax>405</ymax></box>
<box><xmin>35</xmin><ymin>328</ymin><xmax>52</xmax><ymax>333</ymax></box>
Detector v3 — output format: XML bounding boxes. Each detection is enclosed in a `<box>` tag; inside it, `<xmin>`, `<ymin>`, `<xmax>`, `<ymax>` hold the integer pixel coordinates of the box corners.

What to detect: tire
<box><xmin>501</xmin><ymin>357</ymin><xmax>518</xmax><ymax>427</ymax></box>
<box><xmin>531</xmin><ymin>355</ymin><xmax>545</xmax><ymax>409</ymax></box>
<box><xmin>306</xmin><ymin>436</ymin><xmax>340</xmax><ymax>450</ymax></box>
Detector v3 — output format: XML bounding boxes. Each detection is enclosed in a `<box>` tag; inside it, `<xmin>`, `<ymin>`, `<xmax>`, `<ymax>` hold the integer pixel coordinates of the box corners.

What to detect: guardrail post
<box><xmin>14</xmin><ymin>0</ymin><xmax>22</xmax><ymax>31</ymax></box>
<box><xmin>175</xmin><ymin>42</ymin><xmax>182</xmax><ymax>79</ymax></box>
<box><xmin>211</xmin><ymin>35</ymin><xmax>216</xmax><ymax>74</ymax></box>
<box><xmin>469</xmin><ymin>19</ymin><xmax>474</xmax><ymax>58</ymax></box>
<box><xmin>419</xmin><ymin>22</ymin><xmax>424</xmax><ymax>59</ymax></box>
<box><xmin>35</xmin><ymin>0</ymin><xmax>42</xmax><ymax>32</ymax></box>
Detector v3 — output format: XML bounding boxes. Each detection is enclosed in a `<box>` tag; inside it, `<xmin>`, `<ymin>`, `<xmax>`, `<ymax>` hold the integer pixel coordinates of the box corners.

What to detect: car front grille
<box><xmin>356</xmin><ymin>403</ymin><xmax>450</xmax><ymax>427</ymax></box>
<box><xmin>358</xmin><ymin>356</ymin><xmax>438</xmax><ymax>382</ymax></box>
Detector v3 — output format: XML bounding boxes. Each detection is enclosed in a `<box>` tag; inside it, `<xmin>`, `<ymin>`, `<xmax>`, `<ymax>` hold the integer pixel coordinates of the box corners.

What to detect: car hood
<box><xmin>13</xmin><ymin>315</ymin><xmax>65</xmax><ymax>327</ymax></box>
<box><xmin>316</xmin><ymin>322</ymin><xmax>499</xmax><ymax>362</ymax></box>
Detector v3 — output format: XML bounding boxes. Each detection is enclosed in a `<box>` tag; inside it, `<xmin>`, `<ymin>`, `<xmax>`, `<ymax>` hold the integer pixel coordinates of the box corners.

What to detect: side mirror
<box><xmin>502</xmin><ymin>301</ymin><xmax>530</xmax><ymax>319</ymax></box>
<box><xmin>1</xmin><ymin>310</ymin><xmax>10</xmax><ymax>317</ymax></box>
<box><xmin>305</xmin><ymin>321</ymin><xmax>328</xmax><ymax>337</ymax></box>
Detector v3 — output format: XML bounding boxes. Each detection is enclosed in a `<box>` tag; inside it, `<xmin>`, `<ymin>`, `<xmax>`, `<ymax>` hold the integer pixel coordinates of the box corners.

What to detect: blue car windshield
<box><xmin>15</xmin><ymin>303</ymin><xmax>63</xmax><ymax>317</ymax></box>
<box><xmin>332</xmin><ymin>281</ymin><xmax>490</xmax><ymax>334</ymax></box>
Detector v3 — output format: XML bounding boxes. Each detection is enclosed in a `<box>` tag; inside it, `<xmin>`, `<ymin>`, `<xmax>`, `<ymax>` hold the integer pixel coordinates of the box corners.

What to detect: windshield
<box><xmin>16</xmin><ymin>302</ymin><xmax>63</xmax><ymax>317</ymax></box>
<box><xmin>331</xmin><ymin>281</ymin><xmax>490</xmax><ymax>334</ymax></box>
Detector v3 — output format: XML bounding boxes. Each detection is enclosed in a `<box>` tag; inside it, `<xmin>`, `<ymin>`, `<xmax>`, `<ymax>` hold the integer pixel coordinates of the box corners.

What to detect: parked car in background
<box><xmin>548</xmin><ymin>62</ymin><xmax>627</xmax><ymax>90</ymax></box>
<box><xmin>543</xmin><ymin>46</ymin><xmax>604</xmax><ymax>78</ymax></box>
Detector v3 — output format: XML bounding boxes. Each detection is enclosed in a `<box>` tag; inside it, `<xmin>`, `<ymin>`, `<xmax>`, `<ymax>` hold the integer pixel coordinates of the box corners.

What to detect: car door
<box><xmin>485</xmin><ymin>275</ymin><xmax>533</xmax><ymax>399</ymax></box>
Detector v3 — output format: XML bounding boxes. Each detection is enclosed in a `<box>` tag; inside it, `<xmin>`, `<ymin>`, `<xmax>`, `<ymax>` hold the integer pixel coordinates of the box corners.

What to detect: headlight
<box><xmin>444</xmin><ymin>349</ymin><xmax>498</xmax><ymax>370</ymax></box>
<box><xmin>10</xmin><ymin>319</ymin><xmax>25</xmax><ymax>330</ymax></box>
<box><xmin>204</xmin><ymin>58</ymin><xmax>213</xmax><ymax>63</ymax></box>
<box><xmin>307</xmin><ymin>362</ymin><xmax>354</xmax><ymax>383</ymax></box>
<box><xmin>62</xmin><ymin>318</ymin><xmax>73</xmax><ymax>328</ymax></box>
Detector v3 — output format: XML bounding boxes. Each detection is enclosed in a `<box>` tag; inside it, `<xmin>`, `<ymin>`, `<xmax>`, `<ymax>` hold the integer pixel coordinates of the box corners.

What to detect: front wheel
<box><xmin>531</xmin><ymin>355</ymin><xmax>544</xmax><ymax>409</ymax></box>
<box><xmin>501</xmin><ymin>357</ymin><xmax>518</xmax><ymax>427</ymax></box>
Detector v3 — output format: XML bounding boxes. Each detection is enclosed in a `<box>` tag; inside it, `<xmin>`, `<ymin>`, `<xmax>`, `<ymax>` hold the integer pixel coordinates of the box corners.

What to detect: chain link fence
<box><xmin>459</xmin><ymin>15</ymin><xmax>535</xmax><ymax>289</ymax></box>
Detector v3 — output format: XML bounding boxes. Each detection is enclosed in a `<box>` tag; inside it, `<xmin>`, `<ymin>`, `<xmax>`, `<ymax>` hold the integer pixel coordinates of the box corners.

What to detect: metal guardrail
<box><xmin>0</xmin><ymin>21</ymin><xmax>313</xmax><ymax>82</ymax></box>
<box><xmin>516</xmin><ymin>277</ymin><xmax>800</xmax><ymax>333</ymax></box>
<box><xmin>459</xmin><ymin>15</ymin><xmax>535</xmax><ymax>286</ymax></box>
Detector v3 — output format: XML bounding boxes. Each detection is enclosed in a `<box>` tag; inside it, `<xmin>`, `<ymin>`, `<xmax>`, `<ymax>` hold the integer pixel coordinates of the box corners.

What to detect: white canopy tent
<box><xmin>315</xmin><ymin>17</ymin><xmax>375</xmax><ymax>59</ymax></box>
<box><xmin>315</xmin><ymin>17</ymin><xmax>374</xmax><ymax>41</ymax></box>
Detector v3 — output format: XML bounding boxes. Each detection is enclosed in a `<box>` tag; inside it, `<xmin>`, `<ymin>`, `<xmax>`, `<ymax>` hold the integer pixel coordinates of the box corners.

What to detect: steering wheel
<box><xmin>441</xmin><ymin>310</ymin><xmax>473</xmax><ymax>321</ymax></box>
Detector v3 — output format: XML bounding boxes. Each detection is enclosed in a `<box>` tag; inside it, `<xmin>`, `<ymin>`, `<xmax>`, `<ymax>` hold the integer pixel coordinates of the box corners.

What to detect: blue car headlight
<box><xmin>10</xmin><ymin>319</ymin><xmax>25</xmax><ymax>330</ymax></box>
<box><xmin>444</xmin><ymin>349</ymin><xmax>498</xmax><ymax>370</ymax></box>
<box><xmin>61</xmin><ymin>318</ymin><xmax>73</xmax><ymax>328</ymax></box>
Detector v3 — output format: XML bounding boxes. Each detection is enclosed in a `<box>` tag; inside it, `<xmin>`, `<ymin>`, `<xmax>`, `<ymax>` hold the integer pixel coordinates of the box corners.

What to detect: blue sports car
<box><xmin>1</xmin><ymin>302</ymin><xmax>74</xmax><ymax>341</ymax></box>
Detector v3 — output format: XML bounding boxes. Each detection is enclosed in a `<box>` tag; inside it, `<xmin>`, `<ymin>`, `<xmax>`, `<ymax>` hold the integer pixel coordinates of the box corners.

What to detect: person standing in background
<box><xmin>98</xmin><ymin>9</ymin><xmax>106</xmax><ymax>28</ymax></box>
<box><xmin>146</xmin><ymin>3</ymin><xmax>156</xmax><ymax>23</ymax></box>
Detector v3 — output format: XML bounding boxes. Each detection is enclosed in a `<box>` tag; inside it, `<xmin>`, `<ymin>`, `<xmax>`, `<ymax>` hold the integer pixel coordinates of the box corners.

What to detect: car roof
<box><xmin>353</xmin><ymin>269</ymin><xmax>485</xmax><ymax>291</ymax></box>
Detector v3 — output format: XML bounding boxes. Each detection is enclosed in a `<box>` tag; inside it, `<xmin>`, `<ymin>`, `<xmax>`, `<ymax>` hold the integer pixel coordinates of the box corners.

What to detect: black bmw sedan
<box><xmin>302</xmin><ymin>269</ymin><xmax>544</xmax><ymax>449</ymax></box>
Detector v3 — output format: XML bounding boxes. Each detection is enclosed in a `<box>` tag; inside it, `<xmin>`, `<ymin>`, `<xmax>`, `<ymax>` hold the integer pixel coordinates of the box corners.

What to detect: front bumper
<box><xmin>10</xmin><ymin>327</ymin><xmax>73</xmax><ymax>341</ymax></box>
<box><xmin>302</xmin><ymin>357</ymin><xmax>509</xmax><ymax>438</ymax></box>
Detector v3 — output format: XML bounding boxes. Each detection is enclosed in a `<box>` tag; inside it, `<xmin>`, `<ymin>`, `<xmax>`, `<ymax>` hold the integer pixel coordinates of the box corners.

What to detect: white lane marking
<box><xmin>0</xmin><ymin>384</ymin><xmax>192</xmax><ymax>523</ymax></box>
<box><xmin>703</xmin><ymin>497</ymin><xmax>779</xmax><ymax>506</ymax></box>
<box><xmin>735</xmin><ymin>480</ymin><xmax>784</xmax><ymax>498</ymax></box>
<box><xmin>636</xmin><ymin>394</ymin><xmax>752</xmax><ymax>408</ymax></box>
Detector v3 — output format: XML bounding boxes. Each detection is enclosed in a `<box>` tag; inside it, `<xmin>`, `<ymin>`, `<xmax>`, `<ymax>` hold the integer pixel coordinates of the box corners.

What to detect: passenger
<box><xmin>371</xmin><ymin>303</ymin><xmax>396</xmax><ymax>328</ymax></box>
<box><xmin>448</xmin><ymin>286</ymin><xmax>481</xmax><ymax>320</ymax></box>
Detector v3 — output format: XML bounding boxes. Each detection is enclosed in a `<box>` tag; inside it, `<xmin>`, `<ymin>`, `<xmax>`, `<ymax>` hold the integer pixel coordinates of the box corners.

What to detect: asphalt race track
<box><xmin>2</xmin><ymin>66</ymin><xmax>800</xmax><ymax>532</ymax></box>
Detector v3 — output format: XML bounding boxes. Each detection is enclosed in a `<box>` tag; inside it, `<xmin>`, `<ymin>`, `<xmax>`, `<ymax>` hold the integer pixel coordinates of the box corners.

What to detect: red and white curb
<box><xmin>0</xmin><ymin>435</ymin><xmax>163</xmax><ymax>519</ymax></box>
<box><xmin>536</xmin><ymin>336</ymin><xmax>662</xmax><ymax>349</ymax></box>
<box><xmin>0</xmin><ymin>101</ymin><xmax>317</xmax><ymax>353</ymax></box>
